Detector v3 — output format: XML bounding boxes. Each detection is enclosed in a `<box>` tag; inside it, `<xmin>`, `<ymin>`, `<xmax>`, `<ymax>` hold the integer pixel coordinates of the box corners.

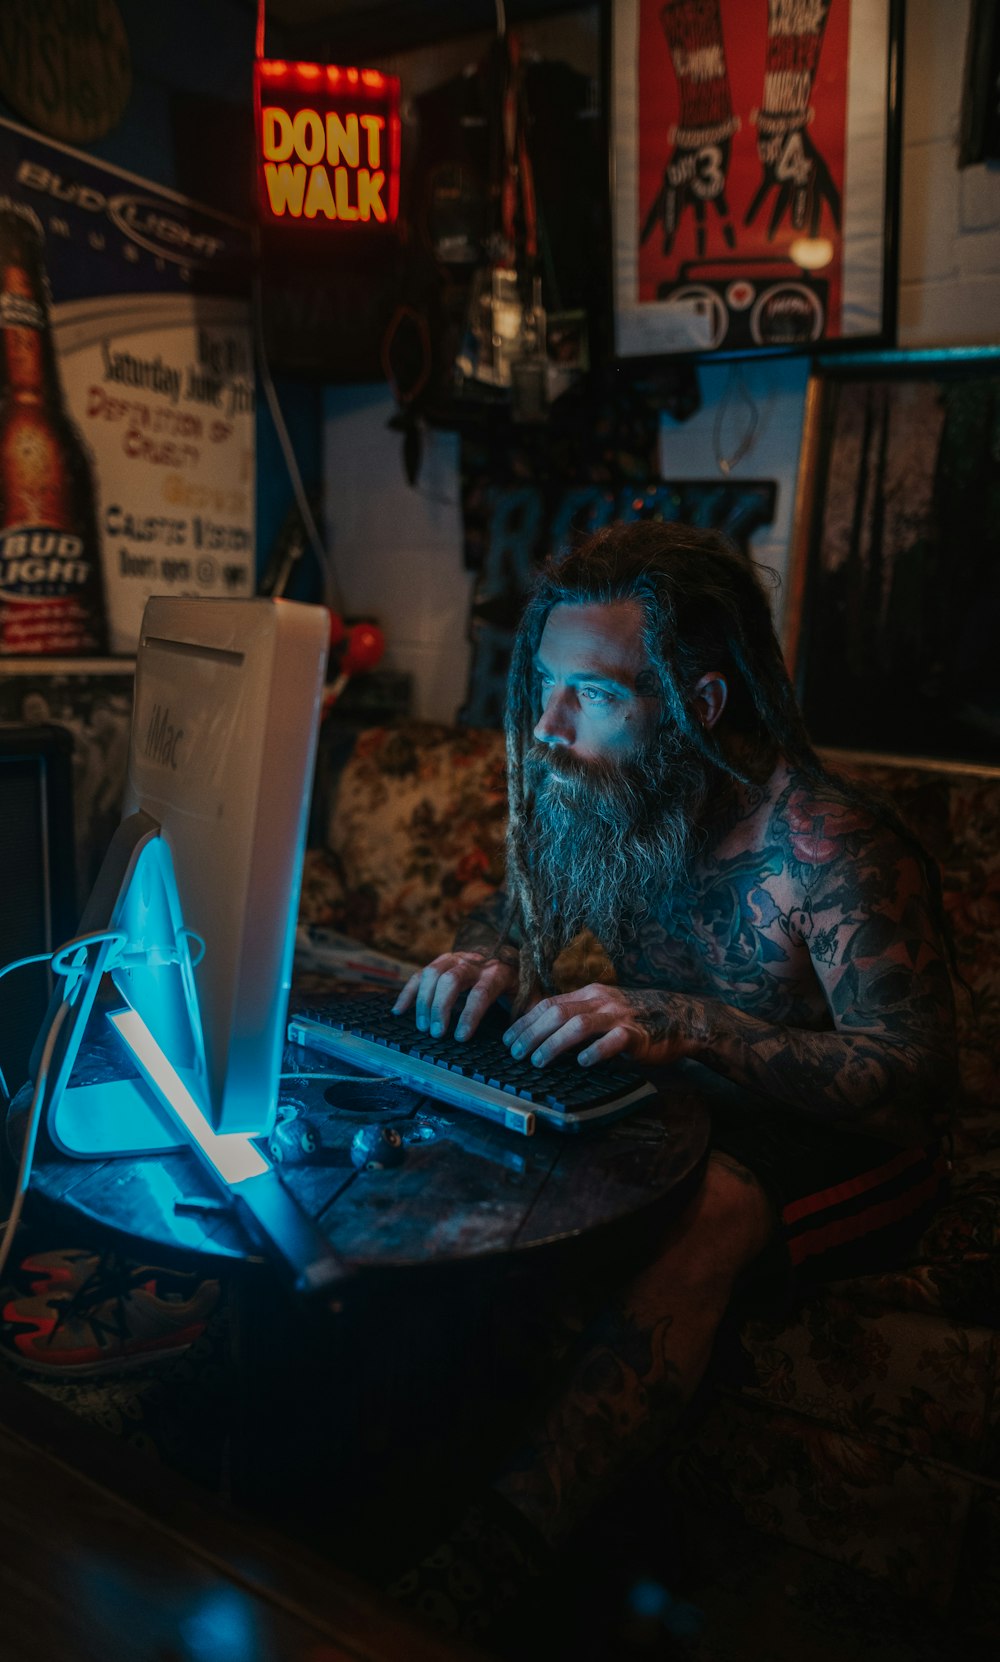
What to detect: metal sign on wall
<box><xmin>254</xmin><ymin>59</ymin><xmax>401</xmax><ymax>228</ymax></box>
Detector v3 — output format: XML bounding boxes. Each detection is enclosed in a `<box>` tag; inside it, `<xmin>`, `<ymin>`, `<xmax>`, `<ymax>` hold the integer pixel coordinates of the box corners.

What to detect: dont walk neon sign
<box><xmin>254</xmin><ymin>60</ymin><xmax>401</xmax><ymax>227</ymax></box>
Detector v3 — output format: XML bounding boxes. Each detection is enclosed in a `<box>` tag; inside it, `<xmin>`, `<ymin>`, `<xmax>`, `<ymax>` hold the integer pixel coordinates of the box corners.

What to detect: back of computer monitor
<box><xmin>111</xmin><ymin>596</ymin><xmax>328</xmax><ymax>1138</ymax></box>
<box><xmin>36</xmin><ymin>596</ymin><xmax>327</xmax><ymax>1156</ymax></box>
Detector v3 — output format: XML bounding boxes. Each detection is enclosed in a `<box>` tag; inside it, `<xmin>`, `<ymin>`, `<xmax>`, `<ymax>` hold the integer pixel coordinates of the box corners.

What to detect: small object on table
<box><xmin>268</xmin><ymin>1102</ymin><xmax>321</xmax><ymax>1165</ymax></box>
<box><xmin>350</xmin><ymin>1124</ymin><xmax>404</xmax><ymax>1172</ymax></box>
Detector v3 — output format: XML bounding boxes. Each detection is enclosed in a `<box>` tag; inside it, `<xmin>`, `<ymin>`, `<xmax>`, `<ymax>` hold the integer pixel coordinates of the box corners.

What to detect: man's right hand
<box><xmin>391</xmin><ymin>950</ymin><xmax>519</xmax><ymax>1041</ymax></box>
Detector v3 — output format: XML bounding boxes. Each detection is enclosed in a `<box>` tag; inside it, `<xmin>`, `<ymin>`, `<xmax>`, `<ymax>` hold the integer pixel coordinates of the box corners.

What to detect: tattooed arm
<box><xmin>682</xmin><ymin>841</ymin><xmax>957</xmax><ymax>1144</ymax></box>
<box><xmin>504</xmin><ymin>809</ymin><xmax>958</xmax><ymax>1145</ymax></box>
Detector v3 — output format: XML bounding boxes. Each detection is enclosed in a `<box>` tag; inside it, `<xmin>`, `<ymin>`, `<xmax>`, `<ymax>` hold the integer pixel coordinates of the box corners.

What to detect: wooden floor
<box><xmin>2</xmin><ymin>1360</ymin><xmax>996</xmax><ymax>1662</ymax></box>
<box><xmin>0</xmin><ymin>1369</ymin><xmax>481</xmax><ymax>1662</ymax></box>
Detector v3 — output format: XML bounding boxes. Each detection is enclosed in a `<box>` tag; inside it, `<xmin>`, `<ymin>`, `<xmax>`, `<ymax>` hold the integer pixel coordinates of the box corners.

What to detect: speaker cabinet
<box><xmin>0</xmin><ymin>724</ymin><xmax>76</xmax><ymax>1099</ymax></box>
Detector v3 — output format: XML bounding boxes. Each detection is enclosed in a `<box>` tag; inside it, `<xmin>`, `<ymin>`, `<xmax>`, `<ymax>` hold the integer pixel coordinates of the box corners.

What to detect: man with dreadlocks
<box><xmin>389</xmin><ymin>520</ymin><xmax>957</xmax><ymax>1642</ymax></box>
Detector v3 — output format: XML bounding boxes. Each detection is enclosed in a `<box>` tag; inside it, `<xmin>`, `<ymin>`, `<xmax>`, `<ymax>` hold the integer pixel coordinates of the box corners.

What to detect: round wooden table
<box><xmin>10</xmin><ymin>1015</ymin><xmax>713</xmax><ymax>1276</ymax></box>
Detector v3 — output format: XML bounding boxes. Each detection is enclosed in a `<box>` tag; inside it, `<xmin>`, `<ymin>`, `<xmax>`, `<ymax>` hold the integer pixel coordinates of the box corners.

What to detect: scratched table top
<box><xmin>11</xmin><ymin>998</ymin><xmax>716</xmax><ymax>1273</ymax></box>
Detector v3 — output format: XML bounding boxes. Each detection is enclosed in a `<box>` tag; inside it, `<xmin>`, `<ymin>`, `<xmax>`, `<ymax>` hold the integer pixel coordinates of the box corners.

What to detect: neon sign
<box><xmin>254</xmin><ymin>60</ymin><xmax>401</xmax><ymax>228</ymax></box>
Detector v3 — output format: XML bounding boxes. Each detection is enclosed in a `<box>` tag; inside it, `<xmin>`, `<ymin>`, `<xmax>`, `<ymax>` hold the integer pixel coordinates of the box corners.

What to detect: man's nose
<box><xmin>534</xmin><ymin>688</ymin><xmax>574</xmax><ymax>747</ymax></box>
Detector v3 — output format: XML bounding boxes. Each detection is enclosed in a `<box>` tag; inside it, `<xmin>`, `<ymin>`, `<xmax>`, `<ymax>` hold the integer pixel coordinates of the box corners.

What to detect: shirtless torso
<box><xmin>618</xmin><ymin>760</ymin><xmax>835</xmax><ymax>1027</ymax></box>
<box><xmin>598</xmin><ymin>758</ymin><xmax>958</xmax><ymax>1145</ymax></box>
<box><xmin>442</xmin><ymin>757</ymin><xmax>957</xmax><ymax>1150</ymax></box>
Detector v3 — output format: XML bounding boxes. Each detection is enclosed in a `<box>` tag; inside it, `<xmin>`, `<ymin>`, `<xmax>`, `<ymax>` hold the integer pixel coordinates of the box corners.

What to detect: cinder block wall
<box><xmin>323</xmin><ymin>0</ymin><xmax>1000</xmax><ymax>723</ymax></box>
<box><xmin>899</xmin><ymin>0</ymin><xmax>1000</xmax><ymax>344</ymax></box>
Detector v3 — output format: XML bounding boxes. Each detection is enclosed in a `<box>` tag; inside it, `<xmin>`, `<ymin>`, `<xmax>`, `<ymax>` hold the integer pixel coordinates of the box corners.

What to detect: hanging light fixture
<box><xmin>253</xmin><ymin>1</ymin><xmax>400</xmax><ymax>230</ymax></box>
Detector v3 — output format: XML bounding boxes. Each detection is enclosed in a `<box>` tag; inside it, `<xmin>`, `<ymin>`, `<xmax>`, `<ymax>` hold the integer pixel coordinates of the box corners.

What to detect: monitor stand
<box><xmin>36</xmin><ymin>813</ymin><xmax>348</xmax><ymax>1298</ymax></box>
<box><xmin>38</xmin><ymin>812</ymin><xmax>190</xmax><ymax>1162</ymax></box>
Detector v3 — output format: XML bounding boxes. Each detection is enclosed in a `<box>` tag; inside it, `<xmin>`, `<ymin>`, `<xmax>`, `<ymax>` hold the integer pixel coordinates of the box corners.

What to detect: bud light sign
<box><xmin>0</xmin><ymin>115</ymin><xmax>254</xmax><ymax>656</ymax></box>
<box><xmin>0</xmin><ymin>526</ymin><xmax>88</xmax><ymax>590</ymax></box>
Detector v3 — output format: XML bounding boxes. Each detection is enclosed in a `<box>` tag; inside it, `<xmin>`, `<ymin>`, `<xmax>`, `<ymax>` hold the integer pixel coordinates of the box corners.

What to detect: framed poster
<box><xmin>785</xmin><ymin>349</ymin><xmax>1000</xmax><ymax>771</ymax></box>
<box><xmin>0</xmin><ymin>115</ymin><xmax>254</xmax><ymax>658</ymax></box>
<box><xmin>610</xmin><ymin>0</ymin><xmax>902</xmax><ymax>359</ymax></box>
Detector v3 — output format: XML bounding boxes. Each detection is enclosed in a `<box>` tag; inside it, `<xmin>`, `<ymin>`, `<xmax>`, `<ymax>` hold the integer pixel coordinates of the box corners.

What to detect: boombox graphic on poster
<box><xmin>612</xmin><ymin>0</ymin><xmax>897</xmax><ymax>358</ymax></box>
<box><xmin>657</xmin><ymin>257</ymin><xmax>828</xmax><ymax>351</ymax></box>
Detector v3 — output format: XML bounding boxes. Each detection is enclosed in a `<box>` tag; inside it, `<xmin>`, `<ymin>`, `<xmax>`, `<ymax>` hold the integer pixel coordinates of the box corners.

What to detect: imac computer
<box><xmin>28</xmin><ymin>596</ymin><xmax>345</xmax><ymax>1294</ymax></box>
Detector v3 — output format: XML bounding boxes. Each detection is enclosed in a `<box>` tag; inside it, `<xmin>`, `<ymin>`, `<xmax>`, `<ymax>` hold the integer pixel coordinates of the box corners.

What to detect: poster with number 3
<box><xmin>611</xmin><ymin>0</ymin><xmax>901</xmax><ymax>358</ymax></box>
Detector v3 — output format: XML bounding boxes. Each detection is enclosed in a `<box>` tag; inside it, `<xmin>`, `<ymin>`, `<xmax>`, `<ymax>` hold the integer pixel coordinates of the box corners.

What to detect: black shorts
<box><xmin>709</xmin><ymin>1095</ymin><xmax>949</xmax><ymax>1310</ymax></box>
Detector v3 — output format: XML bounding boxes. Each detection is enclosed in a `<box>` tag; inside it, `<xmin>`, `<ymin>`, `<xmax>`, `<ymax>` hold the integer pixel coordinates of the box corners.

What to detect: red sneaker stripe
<box><xmin>787</xmin><ymin>1172</ymin><xmax>942</xmax><ymax>1266</ymax></box>
<box><xmin>11</xmin><ymin>1321</ymin><xmax>207</xmax><ymax>1367</ymax></box>
<box><xmin>782</xmin><ymin>1146</ymin><xmax>928</xmax><ymax>1227</ymax></box>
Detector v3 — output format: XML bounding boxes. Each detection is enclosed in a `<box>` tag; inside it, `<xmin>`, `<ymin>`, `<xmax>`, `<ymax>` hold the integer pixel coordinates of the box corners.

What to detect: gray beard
<box><xmin>520</xmin><ymin>734</ymin><xmax>711</xmax><ymax>962</ymax></box>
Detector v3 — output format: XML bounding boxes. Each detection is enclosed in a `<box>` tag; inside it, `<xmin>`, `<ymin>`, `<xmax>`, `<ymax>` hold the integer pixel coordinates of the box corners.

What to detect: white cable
<box><xmin>0</xmin><ymin>999</ymin><xmax>69</xmax><ymax>1286</ymax></box>
<box><xmin>0</xmin><ymin>925</ymin><xmax>198</xmax><ymax>1278</ymax></box>
<box><xmin>251</xmin><ymin>254</ymin><xmax>343</xmax><ymax>615</ymax></box>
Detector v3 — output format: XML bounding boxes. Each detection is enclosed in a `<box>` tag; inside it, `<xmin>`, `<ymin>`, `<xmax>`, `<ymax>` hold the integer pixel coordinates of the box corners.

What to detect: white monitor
<box><xmin>39</xmin><ymin>596</ymin><xmax>329</xmax><ymax>1162</ymax></box>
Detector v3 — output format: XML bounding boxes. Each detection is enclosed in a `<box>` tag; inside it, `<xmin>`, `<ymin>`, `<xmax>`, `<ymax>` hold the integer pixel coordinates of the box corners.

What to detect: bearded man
<box><xmin>389</xmin><ymin>521</ymin><xmax>957</xmax><ymax>1639</ymax></box>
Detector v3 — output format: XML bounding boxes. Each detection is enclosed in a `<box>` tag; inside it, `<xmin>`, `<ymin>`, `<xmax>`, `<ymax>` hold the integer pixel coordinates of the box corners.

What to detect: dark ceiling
<box><xmin>264</xmin><ymin>0</ymin><xmax>387</xmax><ymax>24</ymax></box>
<box><xmin>256</xmin><ymin>0</ymin><xmax>583</xmax><ymax>55</ymax></box>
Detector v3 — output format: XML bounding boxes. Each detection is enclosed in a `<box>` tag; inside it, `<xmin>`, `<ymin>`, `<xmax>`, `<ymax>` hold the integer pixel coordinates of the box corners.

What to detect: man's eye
<box><xmin>580</xmin><ymin>686</ymin><xmax>612</xmax><ymax>704</ymax></box>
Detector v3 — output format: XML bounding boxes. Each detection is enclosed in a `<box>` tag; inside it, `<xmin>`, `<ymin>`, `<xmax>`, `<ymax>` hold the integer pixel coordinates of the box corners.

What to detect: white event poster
<box><xmin>0</xmin><ymin>116</ymin><xmax>254</xmax><ymax>655</ymax></box>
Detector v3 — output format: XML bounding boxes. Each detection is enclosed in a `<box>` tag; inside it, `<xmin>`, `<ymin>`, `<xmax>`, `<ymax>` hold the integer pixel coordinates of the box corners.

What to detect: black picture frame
<box><xmin>608</xmin><ymin>0</ymin><xmax>904</xmax><ymax>363</ymax></box>
<box><xmin>785</xmin><ymin>348</ymin><xmax>1000</xmax><ymax>771</ymax></box>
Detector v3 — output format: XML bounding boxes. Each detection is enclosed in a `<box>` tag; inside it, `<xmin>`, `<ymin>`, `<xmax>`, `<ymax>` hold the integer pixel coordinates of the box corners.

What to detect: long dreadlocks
<box><xmin>498</xmin><ymin>520</ymin><xmax>948</xmax><ymax>1007</ymax></box>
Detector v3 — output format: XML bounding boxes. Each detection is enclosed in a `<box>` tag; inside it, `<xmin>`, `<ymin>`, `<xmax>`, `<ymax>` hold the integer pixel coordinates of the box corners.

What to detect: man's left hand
<box><xmin>503</xmin><ymin>985</ymin><xmax>697</xmax><ymax>1070</ymax></box>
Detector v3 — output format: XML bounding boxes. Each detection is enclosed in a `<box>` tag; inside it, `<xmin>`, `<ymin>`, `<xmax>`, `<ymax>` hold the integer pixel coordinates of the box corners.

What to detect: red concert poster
<box><xmin>638</xmin><ymin>0</ymin><xmax>849</xmax><ymax>345</ymax></box>
<box><xmin>612</xmin><ymin>0</ymin><xmax>895</xmax><ymax>358</ymax></box>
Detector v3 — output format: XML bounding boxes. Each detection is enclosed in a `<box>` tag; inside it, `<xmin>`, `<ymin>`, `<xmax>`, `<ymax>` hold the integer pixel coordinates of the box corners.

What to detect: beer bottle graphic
<box><xmin>0</xmin><ymin>200</ymin><xmax>107</xmax><ymax>654</ymax></box>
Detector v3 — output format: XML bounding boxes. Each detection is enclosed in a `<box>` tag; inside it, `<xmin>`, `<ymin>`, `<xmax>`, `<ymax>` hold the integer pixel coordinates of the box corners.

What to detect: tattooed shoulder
<box><xmin>768</xmin><ymin>769</ymin><xmax>885</xmax><ymax>890</ymax></box>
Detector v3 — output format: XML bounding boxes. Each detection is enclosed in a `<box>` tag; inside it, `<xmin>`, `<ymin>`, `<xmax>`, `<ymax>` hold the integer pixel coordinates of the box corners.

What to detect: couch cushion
<box><xmin>316</xmin><ymin>723</ymin><xmax>508</xmax><ymax>964</ymax></box>
<box><xmin>735</xmin><ymin>1296</ymin><xmax>998</xmax><ymax>1475</ymax></box>
<box><xmin>675</xmin><ymin>1391</ymin><xmax>978</xmax><ymax>1609</ymax></box>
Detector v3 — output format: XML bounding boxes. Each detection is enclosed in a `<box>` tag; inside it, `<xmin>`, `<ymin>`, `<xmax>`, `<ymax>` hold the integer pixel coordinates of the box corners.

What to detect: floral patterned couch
<box><xmin>299</xmin><ymin>721</ymin><xmax>1000</xmax><ymax>1614</ymax></box>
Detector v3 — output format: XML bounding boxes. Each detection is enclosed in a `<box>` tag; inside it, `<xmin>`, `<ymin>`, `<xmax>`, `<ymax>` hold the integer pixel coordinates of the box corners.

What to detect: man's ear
<box><xmin>692</xmin><ymin>672</ymin><xmax>728</xmax><ymax>731</ymax></box>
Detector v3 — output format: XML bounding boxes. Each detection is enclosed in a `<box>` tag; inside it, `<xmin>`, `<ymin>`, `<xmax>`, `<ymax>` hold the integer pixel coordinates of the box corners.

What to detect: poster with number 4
<box><xmin>611</xmin><ymin>0</ymin><xmax>901</xmax><ymax>359</ymax></box>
